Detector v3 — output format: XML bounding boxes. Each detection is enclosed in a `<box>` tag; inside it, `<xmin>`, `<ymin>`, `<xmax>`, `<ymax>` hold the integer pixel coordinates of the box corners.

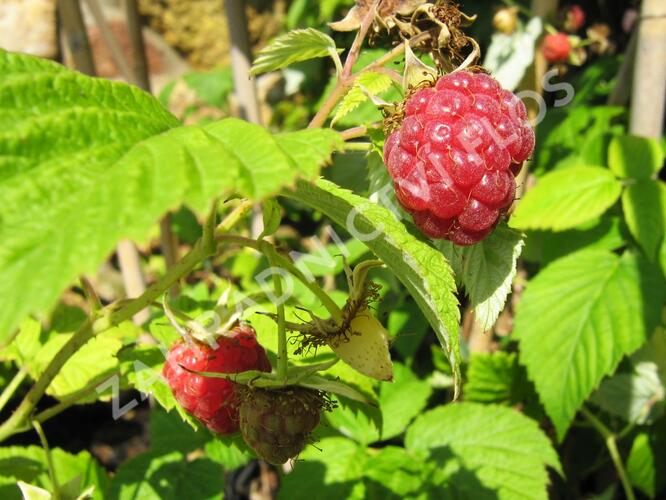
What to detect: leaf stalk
<box><xmin>580</xmin><ymin>407</ymin><xmax>636</xmax><ymax>500</ymax></box>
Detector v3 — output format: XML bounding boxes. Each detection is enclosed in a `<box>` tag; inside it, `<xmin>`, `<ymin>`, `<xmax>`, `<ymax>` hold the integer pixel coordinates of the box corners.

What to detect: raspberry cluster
<box><xmin>383</xmin><ymin>70</ymin><xmax>534</xmax><ymax>245</ymax></box>
<box><xmin>163</xmin><ymin>325</ymin><xmax>271</xmax><ymax>434</ymax></box>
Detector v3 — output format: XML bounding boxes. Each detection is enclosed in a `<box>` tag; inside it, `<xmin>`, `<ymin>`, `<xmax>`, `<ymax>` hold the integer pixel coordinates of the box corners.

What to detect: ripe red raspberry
<box><xmin>163</xmin><ymin>324</ymin><xmax>271</xmax><ymax>434</ymax></box>
<box><xmin>542</xmin><ymin>33</ymin><xmax>571</xmax><ymax>63</ymax></box>
<box><xmin>384</xmin><ymin>71</ymin><xmax>534</xmax><ymax>246</ymax></box>
<box><xmin>239</xmin><ymin>387</ymin><xmax>326</xmax><ymax>464</ymax></box>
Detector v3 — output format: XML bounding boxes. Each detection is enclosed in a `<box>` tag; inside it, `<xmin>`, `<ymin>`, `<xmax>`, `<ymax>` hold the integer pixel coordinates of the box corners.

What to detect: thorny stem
<box><xmin>341</xmin><ymin>0</ymin><xmax>381</xmax><ymax>78</ymax></box>
<box><xmin>580</xmin><ymin>407</ymin><xmax>636</xmax><ymax>500</ymax></box>
<box><xmin>0</xmin><ymin>202</ymin><xmax>253</xmax><ymax>443</ymax></box>
<box><xmin>33</xmin><ymin>420</ymin><xmax>61</xmax><ymax>499</ymax></box>
<box><xmin>309</xmin><ymin>0</ymin><xmax>380</xmax><ymax>129</ymax></box>
<box><xmin>262</xmin><ymin>245</ymin><xmax>289</xmax><ymax>381</ymax></box>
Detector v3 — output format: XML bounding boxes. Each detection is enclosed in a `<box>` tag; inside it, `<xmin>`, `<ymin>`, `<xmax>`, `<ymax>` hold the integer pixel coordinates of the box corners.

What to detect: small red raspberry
<box><xmin>542</xmin><ymin>33</ymin><xmax>571</xmax><ymax>63</ymax></box>
<box><xmin>561</xmin><ymin>5</ymin><xmax>585</xmax><ymax>32</ymax></box>
<box><xmin>163</xmin><ymin>324</ymin><xmax>271</xmax><ymax>434</ymax></box>
<box><xmin>384</xmin><ymin>71</ymin><xmax>534</xmax><ymax>246</ymax></box>
<box><xmin>239</xmin><ymin>387</ymin><xmax>326</xmax><ymax>464</ymax></box>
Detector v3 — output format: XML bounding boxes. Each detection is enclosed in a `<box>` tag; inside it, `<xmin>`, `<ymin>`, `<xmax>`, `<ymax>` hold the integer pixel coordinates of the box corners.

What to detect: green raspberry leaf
<box><xmin>622</xmin><ymin>180</ymin><xmax>666</xmax><ymax>260</ymax></box>
<box><xmin>591</xmin><ymin>331</ymin><xmax>666</xmax><ymax>424</ymax></box>
<box><xmin>514</xmin><ymin>250</ymin><xmax>666</xmax><ymax>439</ymax></box>
<box><xmin>462</xmin><ymin>223</ymin><xmax>524</xmax><ymax>331</ymax></box>
<box><xmin>510</xmin><ymin>166</ymin><xmax>622</xmax><ymax>231</ymax></box>
<box><xmin>278</xmin><ymin>437</ymin><xmax>367</xmax><ymax>500</ymax></box>
<box><xmin>0</xmin><ymin>446</ymin><xmax>108</xmax><ymax>499</ymax></box>
<box><xmin>0</xmin><ymin>49</ymin><xmax>341</xmax><ymax>343</ymax></box>
<box><xmin>608</xmin><ymin>135</ymin><xmax>664</xmax><ymax>180</ymax></box>
<box><xmin>405</xmin><ymin>402</ymin><xmax>561</xmax><ymax>499</ymax></box>
<box><xmin>332</xmin><ymin>71</ymin><xmax>393</xmax><ymax>125</ymax></box>
<box><xmin>105</xmin><ymin>451</ymin><xmax>224</xmax><ymax>499</ymax></box>
<box><xmin>627</xmin><ymin>426</ymin><xmax>666</xmax><ymax>498</ymax></box>
<box><xmin>464</xmin><ymin>351</ymin><xmax>528</xmax><ymax>405</ymax></box>
<box><xmin>250</xmin><ymin>28</ymin><xmax>341</xmax><ymax>76</ymax></box>
<box><xmin>436</xmin><ymin>224</ymin><xmax>523</xmax><ymax>331</ymax></box>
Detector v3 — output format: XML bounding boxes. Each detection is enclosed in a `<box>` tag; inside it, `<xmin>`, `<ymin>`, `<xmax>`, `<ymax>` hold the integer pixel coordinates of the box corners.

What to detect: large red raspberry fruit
<box><xmin>163</xmin><ymin>324</ymin><xmax>272</xmax><ymax>434</ymax></box>
<box><xmin>542</xmin><ymin>33</ymin><xmax>571</xmax><ymax>63</ymax></box>
<box><xmin>384</xmin><ymin>71</ymin><xmax>534</xmax><ymax>246</ymax></box>
<box><xmin>239</xmin><ymin>387</ymin><xmax>326</xmax><ymax>464</ymax></box>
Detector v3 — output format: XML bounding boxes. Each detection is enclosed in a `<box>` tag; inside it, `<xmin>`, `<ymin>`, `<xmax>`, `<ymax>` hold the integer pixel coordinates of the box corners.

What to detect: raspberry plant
<box><xmin>0</xmin><ymin>0</ymin><xmax>664</xmax><ymax>499</ymax></box>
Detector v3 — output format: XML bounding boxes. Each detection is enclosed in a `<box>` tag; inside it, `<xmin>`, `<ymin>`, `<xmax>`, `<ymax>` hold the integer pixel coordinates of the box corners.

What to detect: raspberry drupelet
<box><xmin>383</xmin><ymin>70</ymin><xmax>534</xmax><ymax>245</ymax></box>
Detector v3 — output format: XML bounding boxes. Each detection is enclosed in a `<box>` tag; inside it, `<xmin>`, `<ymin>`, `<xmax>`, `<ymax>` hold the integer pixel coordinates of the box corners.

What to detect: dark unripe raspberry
<box><xmin>239</xmin><ymin>387</ymin><xmax>324</xmax><ymax>464</ymax></box>
<box><xmin>163</xmin><ymin>325</ymin><xmax>271</xmax><ymax>434</ymax></box>
<box><xmin>384</xmin><ymin>71</ymin><xmax>534</xmax><ymax>245</ymax></box>
<box><xmin>542</xmin><ymin>33</ymin><xmax>571</xmax><ymax>63</ymax></box>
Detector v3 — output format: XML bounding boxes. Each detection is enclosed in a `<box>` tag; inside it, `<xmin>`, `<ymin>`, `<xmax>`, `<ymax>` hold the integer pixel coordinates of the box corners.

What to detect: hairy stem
<box><xmin>263</xmin><ymin>245</ymin><xmax>288</xmax><ymax>381</ymax></box>
<box><xmin>309</xmin><ymin>1</ymin><xmax>379</xmax><ymax>129</ymax></box>
<box><xmin>340</xmin><ymin>125</ymin><xmax>369</xmax><ymax>141</ymax></box>
<box><xmin>581</xmin><ymin>407</ymin><xmax>636</xmax><ymax>500</ymax></box>
<box><xmin>341</xmin><ymin>0</ymin><xmax>379</xmax><ymax>78</ymax></box>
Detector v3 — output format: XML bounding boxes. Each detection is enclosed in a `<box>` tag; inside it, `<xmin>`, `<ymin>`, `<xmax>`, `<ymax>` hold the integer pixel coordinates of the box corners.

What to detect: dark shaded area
<box><xmin>2</xmin><ymin>391</ymin><xmax>150</xmax><ymax>471</ymax></box>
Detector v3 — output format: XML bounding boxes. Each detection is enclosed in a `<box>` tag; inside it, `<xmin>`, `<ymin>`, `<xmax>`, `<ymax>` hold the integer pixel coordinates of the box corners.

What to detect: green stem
<box><xmin>34</xmin><ymin>374</ymin><xmax>114</xmax><ymax>425</ymax></box>
<box><xmin>262</xmin><ymin>245</ymin><xmax>288</xmax><ymax>381</ymax></box>
<box><xmin>0</xmin><ymin>367</ymin><xmax>28</xmax><ymax>413</ymax></box>
<box><xmin>340</xmin><ymin>125</ymin><xmax>369</xmax><ymax>141</ymax></box>
<box><xmin>580</xmin><ymin>407</ymin><xmax>636</xmax><ymax>500</ymax></box>
<box><xmin>343</xmin><ymin>142</ymin><xmax>372</xmax><ymax>151</ymax></box>
<box><xmin>0</xmin><ymin>201</ymin><xmax>254</xmax><ymax>443</ymax></box>
<box><xmin>33</xmin><ymin>420</ymin><xmax>60</xmax><ymax>499</ymax></box>
<box><xmin>216</xmin><ymin>234</ymin><xmax>344</xmax><ymax>324</ymax></box>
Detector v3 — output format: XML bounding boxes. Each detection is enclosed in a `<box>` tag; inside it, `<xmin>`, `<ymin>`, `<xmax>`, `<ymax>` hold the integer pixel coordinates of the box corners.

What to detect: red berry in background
<box><xmin>542</xmin><ymin>33</ymin><xmax>571</xmax><ymax>63</ymax></box>
<box><xmin>383</xmin><ymin>71</ymin><xmax>534</xmax><ymax>246</ymax></box>
<box><xmin>163</xmin><ymin>324</ymin><xmax>271</xmax><ymax>434</ymax></box>
<box><xmin>562</xmin><ymin>4</ymin><xmax>585</xmax><ymax>32</ymax></box>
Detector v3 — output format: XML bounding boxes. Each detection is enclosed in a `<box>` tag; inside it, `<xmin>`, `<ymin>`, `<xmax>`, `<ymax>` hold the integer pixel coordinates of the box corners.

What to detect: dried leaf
<box><xmin>402</xmin><ymin>40</ymin><xmax>437</xmax><ymax>88</ymax></box>
<box><xmin>329</xmin><ymin>0</ymin><xmax>428</xmax><ymax>32</ymax></box>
